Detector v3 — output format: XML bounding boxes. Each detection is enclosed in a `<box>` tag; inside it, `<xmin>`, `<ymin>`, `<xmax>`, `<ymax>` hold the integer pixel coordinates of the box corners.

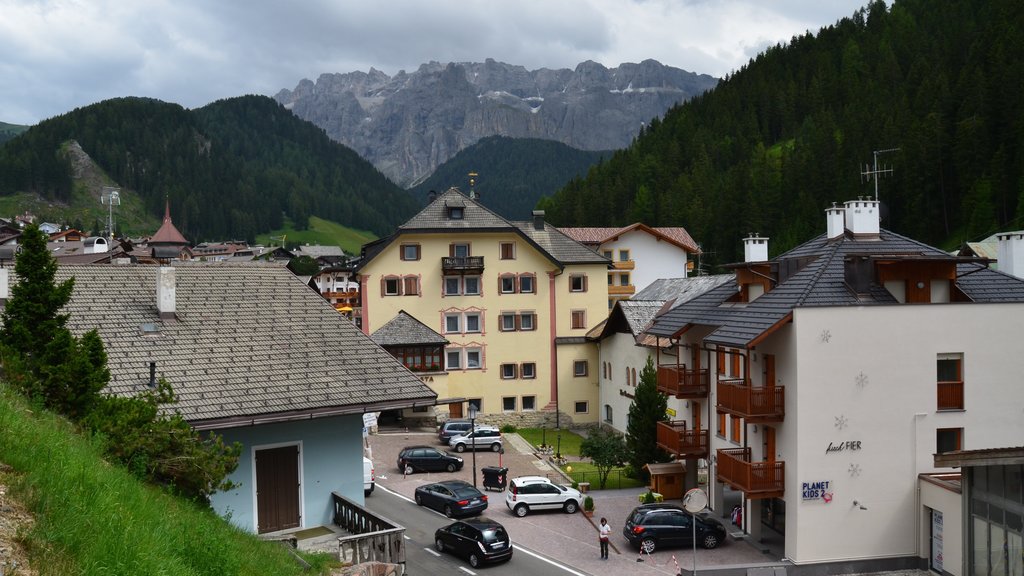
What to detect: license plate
<box><xmin>470</xmin><ymin>499</ymin><xmax>480</xmax><ymax>505</ymax></box>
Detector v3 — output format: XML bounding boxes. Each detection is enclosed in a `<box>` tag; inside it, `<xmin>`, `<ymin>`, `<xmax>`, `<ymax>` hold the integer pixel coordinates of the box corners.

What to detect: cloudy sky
<box><xmin>2</xmin><ymin>0</ymin><xmax>872</xmax><ymax>125</ymax></box>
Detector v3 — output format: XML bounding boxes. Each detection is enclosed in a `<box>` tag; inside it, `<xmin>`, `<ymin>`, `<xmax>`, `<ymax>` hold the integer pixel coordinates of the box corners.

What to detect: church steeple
<box><xmin>150</xmin><ymin>199</ymin><xmax>188</xmax><ymax>246</ymax></box>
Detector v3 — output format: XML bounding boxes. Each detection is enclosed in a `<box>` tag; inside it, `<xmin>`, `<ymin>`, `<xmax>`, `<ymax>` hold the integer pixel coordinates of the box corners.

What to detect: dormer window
<box><xmin>449</xmin><ymin>207</ymin><xmax>464</xmax><ymax>220</ymax></box>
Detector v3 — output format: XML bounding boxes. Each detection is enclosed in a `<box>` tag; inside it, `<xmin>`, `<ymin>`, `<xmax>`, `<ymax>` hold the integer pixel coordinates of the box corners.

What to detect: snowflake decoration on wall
<box><xmin>834</xmin><ymin>415</ymin><xmax>848</xmax><ymax>429</ymax></box>
<box><xmin>820</xmin><ymin>329</ymin><xmax>832</xmax><ymax>343</ymax></box>
<box><xmin>848</xmin><ymin>463</ymin><xmax>862</xmax><ymax>477</ymax></box>
<box><xmin>855</xmin><ymin>371</ymin><xmax>869</xmax><ymax>388</ymax></box>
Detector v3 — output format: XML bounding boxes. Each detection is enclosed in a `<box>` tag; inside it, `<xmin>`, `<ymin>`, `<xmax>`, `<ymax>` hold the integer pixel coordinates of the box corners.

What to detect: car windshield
<box><xmin>481</xmin><ymin>527</ymin><xmax>508</xmax><ymax>543</ymax></box>
<box><xmin>452</xmin><ymin>485</ymin><xmax>480</xmax><ymax>498</ymax></box>
<box><xmin>627</xmin><ymin>510</ymin><xmax>645</xmax><ymax>524</ymax></box>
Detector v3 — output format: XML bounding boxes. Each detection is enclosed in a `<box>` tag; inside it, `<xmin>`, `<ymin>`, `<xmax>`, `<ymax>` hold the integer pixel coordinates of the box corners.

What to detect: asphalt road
<box><xmin>364</xmin><ymin>484</ymin><xmax>590</xmax><ymax>576</ymax></box>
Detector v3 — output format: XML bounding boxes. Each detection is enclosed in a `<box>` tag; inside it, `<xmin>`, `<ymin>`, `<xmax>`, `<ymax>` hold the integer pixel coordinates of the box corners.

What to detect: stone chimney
<box><xmin>157</xmin><ymin>266</ymin><xmax>176</xmax><ymax>320</ymax></box>
<box><xmin>532</xmin><ymin>210</ymin><xmax>545</xmax><ymax>231</ymax></box>
<box><xmin>743</xmin><ymin>233</ymin><xmax>769</xmax><ymax>262</ymax></box>
<box><xmin>844</xmin><ymin>198</ymin><xmax>880</xmax><ymax>238</ymax></box>
<box><xmin>826</xmin><ymin>203</ymin><xmax>846</xmax><ymax>240</ymax></box>
<box><xmin>997</xmin><ymin>231</ymin><xmax>1024</xmax><ymax>279</ymax></box>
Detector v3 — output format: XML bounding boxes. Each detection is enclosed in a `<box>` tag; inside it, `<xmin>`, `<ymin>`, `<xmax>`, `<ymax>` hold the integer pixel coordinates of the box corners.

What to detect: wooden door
<box><xmin>763</xmin><ymin>426</ymin><xmax>776</xmax><ymax>463</ymax></box>
<box><xmin>450</xmin><ymin>403</ymin><xmax>463</xmax><ymax>418</ymax></box>
<box><xmin>764</xmin><ymin>354</ymin><xmax>776</xmax><ymax>388</ymax></box>
<box><xmin>691</xmin><ymin>400</ymin><xmax>702</xmax><ymax>431</ymax></box>
<box><xmin>255</xmin><ymin>445</ymin><xmax>301</xmax><ymax>534</ymax></box>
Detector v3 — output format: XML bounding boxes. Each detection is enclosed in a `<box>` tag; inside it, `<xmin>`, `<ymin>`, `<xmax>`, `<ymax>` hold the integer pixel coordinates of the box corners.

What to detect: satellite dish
<box><xmin>682</xmin><ymin>488</ymin><xmax>708</xmax><ymax>513</ymax></box>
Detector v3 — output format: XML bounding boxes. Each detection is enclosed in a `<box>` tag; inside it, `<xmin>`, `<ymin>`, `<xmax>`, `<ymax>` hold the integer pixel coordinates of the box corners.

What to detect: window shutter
<box><xmin>514</xmin><ymin>314</ymin><xmax>521</xmax><ymax>330</ymax></box>
<box><xmin>449</xmin><ymin>244</ymin><xmax>456</xmax><ymax>257</ymax></box>
<box><xmin>583</xmin><ymin>275</ymin><xmax>588</xmax><ymax>292</ymax></box>
<box><xmin>380</xmin><ymin>276</ymin><xmax>386</xmax><ymax>297</ymax></box>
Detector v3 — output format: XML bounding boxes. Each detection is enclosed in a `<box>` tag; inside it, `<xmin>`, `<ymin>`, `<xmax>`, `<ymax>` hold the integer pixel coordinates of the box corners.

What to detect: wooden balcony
<box><xmin>656</xmin><ymin>421</ymin><xmax>709</xmax><ymax>458</ymax></box>
<box><xmin>937</xmin><ymin>381</ymin><xmax>964</xmax><ymax>410</ymax></box>
<box><xmin>657</xmin><ymin>366</ymin><xmax>710</xmax><ymax>398</ymax></box>
<box><xmin>322</xmin><ymin>290</ymin><xmax>359</xmax><ymax>300</ymax></box>
<box><xmin>612</xmin><ymin>260</ymin><xmax>635</xmax><ymax>270</ymax></box>
<box><xmin>441</xmin><ymin>256</ymin><xmax>485</xmax><ymax>273</ymax></box>
<box><xmin>716</xmin><ymin>448</ymin><xmax>784</xmax><ymax>499</ymax></box>
<box><xmin>608</xmin><ymin>284</ymin><xmax>636</xmax><ymax>296</ymax></box>
<box><xmin>717</xmin><ymin>380</ymin><xmax>784</xmax><ymax>422</ymax></box>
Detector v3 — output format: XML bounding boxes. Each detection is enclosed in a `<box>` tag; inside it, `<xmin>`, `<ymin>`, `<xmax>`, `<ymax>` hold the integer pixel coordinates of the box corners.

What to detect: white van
<box><xmin>363</xmin><ymin>457</ymin><xmax>375</xmax><ymax>496</ymax></box>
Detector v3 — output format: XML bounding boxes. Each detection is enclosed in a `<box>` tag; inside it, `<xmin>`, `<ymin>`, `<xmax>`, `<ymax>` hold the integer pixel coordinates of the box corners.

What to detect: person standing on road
<box><xmin>599</xmin><ymin>517</ymin><xmax>611</xmax><ymax>559</ymax></box>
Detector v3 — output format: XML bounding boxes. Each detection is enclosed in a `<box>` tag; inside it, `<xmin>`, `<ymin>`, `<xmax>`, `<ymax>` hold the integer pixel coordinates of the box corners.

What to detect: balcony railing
<box><xmin>717</xmin><ymin>380</ymin><xmax>784</xmax><ymax>422</ymax></box>
<box><xmin>656</xmin><ymin>421</ymin><xmax>709</xmax><ymax>458</ymax></box>
<box><xmin>608</xmin><ymin>284</ymin><xmax>636</xmax><ymax>296</ymax></box>
<box><xmin>441</xmin><ymin>256</ymin><xmax>485</xmax><ymax>273</ymax></box>
<box><xmin>322</xmin><ymin>290</ymin><xmax>359</xmax><ymax>299</ymax></box>
<box><xmin>937</xmin><ymin>381</ymin><xmax>964</xmax><ymax>410</ymax></box>
<box><xmin>332</xmin><ymin>492</ymin><xmax>406</xmax><ymax>570</ymax></box>
<box><xmin>657</xmin><ymin>366</ymin><xmax>710</xmax><ymax>398</ymax></box>
<box><xmin>716</xmin><ymin>448</ymin><xmax>784</xmax><ymax>498</ymax></box>
<box><xmin>612</xmin><ymin>260</ymin><xmax>635</xmax><ymax>270</ymax></box>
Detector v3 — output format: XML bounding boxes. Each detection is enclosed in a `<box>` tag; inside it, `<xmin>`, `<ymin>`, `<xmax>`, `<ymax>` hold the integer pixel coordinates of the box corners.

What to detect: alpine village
<box><xmin>1</xmin><ymin>1</ymin><xmax>1023</xmax><ymax>576</ymax></box>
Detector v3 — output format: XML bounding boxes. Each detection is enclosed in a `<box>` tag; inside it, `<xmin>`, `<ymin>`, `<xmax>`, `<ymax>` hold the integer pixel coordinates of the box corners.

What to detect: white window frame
<box><xmin>446</xmin><ymin>349</ymin><xmax>462</xmax><ymax>370</ymax></box>
<box><xmin>521</xmin><ymin>362</ymin><xmax>536</xmax><ymax>379</ymax></box>
<box><xmin>444</xmin><ymin>314</ymin><xmax>461</xmax><ymax>334</ymax></box>
<box><xmin>574</xmin><ymin>401</ymin><xmax>589</xmax><ymax>414</ymax></box>
<box><xmin>465</xmin><ymin>348</ymin><xmax>482</xmax><ymax>370</ymax></box>
<box><xmin>465</xmin><ymin>313</ymin><xmax>481</xmax><ymax>333</ymax></box>
<box><xmin>444</xmin><ymin>276</ymin><xmax>461</xmax><ymax>296</ymax></box>
<box><xmin>519</xmin><ymin>274</ymin><xmax>535</xmax><ymax>294</ymax></box>
<box><xmin>522</xmin><ymin>395</ymin><xmax>536</xmax><ymax>411</ymax></box>
<box><xmin>464</xmin><ymin>276</ymin><xmax>481</xmax><ymax>295</ymax></box>
<box><xmin>574</xmin><ymin>360</ymin><xmax>588</xmax><ymax>377</ymax></box>
<box><xmin>501</xmin><ymin>364</ymin><xmax>517</xmax><ymax>379</ymax></box>
<box><xmin>500</xmin><ymin>275</ymin><xmax>516</xmax><ymax>294</ymax></box>
<box><xmin>502</xmin><ymin>396</ymin><xmax>517</xmax><ymax>412</ymax></box>
<box><xmin>500</xmin><ymin>313</ymin><xmax>516</xmax><ymax>331</ymax></box>
<box><xmin>519</xmin><ymin>312</ymin><xmax>535</xmax><ymax>331</ymax></box>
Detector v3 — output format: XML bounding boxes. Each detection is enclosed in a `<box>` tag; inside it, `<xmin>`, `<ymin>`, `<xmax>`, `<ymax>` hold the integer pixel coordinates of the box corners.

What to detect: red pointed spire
<box><xmin>150</xmin><ymin>198</ymin><xmax>188</xmax><ymax>245</ymax></box>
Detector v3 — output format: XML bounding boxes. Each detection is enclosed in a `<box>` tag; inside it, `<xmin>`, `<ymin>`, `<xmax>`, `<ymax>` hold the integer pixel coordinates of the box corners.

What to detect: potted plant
<box><xmin>583</xmin><ymin>495</ymin><xmax>595</xmax><ymax>517</ymax></box>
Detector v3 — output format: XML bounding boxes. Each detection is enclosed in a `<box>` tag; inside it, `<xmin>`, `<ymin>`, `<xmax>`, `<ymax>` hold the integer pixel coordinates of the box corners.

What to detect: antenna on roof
<box><xmin>468</xmin><ymin>172</ymin><xmax>479</xmax><ymax>200</ymax></box>
<box><xmin>860</xmin><ymin>148</ymin><xmax>900</xmax><ymax>201</ymax></box>
<box><xmin>100</xmin><ymin>186</ymin><xmax>120</xmax><ymax>242</ymax></box>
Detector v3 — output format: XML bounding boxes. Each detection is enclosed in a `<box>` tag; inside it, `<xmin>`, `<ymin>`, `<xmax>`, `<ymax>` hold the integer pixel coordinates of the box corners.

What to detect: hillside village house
<box><xmin>356</xmin><ymin>188</ymin><xmax>609</xmax><ymax>427</ymax></box>
<box><xmin>559</xmin><ymin>224</ymin><xmax>700</xmax><ymax>309</ymax></box>
<box><xmin>38</xmin><ymin>263</ymin><xmax>437</xmax><ymax>536</ymax></box>
<box><xmin>639</xmin><ymin>198</ymin><xmax>1024</xmax><ymax>573</ymax></box>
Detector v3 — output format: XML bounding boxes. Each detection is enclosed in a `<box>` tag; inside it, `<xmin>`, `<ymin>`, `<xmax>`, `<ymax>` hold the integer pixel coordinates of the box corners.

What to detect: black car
<box><xmin>415</xmin><ymin>480</ymin><xmax>489</xmax><ymax>518</ymax></box>
<box><xmin>397</xmin><ymin>445</ymin><xmax>464</xmax><ymax>474</ymax></box>
<box><xmin>623</xmin><ymin>504</ymin><xmax>727</xmax><ymax>553</ymax></box>
<box><xmin>434</xmin><ymin>517</ymin><xmax>513</xmax><ymax>568</ymax></box>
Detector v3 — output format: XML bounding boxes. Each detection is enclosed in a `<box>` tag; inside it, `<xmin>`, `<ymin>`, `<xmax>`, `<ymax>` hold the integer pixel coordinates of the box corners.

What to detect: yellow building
<box><xmin>357</xmin><ymin>188</ymin><xmax>609</xmax><ymax>426</ymax></box>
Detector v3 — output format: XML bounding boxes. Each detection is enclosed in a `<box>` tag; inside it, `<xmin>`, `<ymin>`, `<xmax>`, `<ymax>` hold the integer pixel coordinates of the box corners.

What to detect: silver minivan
<box><xmin>438</xmin><ymin>420</ymin><xmax>474</xmax><ymax>444</ymax></box>
<box><xmin>449</xmin><ymin>427</ymin><xmax>503</xmax><ymax>452</ymax></box>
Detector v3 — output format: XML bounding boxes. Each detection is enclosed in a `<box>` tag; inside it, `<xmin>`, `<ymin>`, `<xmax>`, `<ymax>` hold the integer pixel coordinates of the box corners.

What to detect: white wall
<box><xmin>598</xmin><ymin>332</ymin><xmax>662</xmax><ymax>433</ymax></box>
<box><xmin>600</xmin><ymin>229</ymin><xmax>689</xmax><ymax>293</ymax></box>
<box><xmin>921</xmin><ymin>478</ymin><xmax>962</xmax><ymax>576</ymax></box>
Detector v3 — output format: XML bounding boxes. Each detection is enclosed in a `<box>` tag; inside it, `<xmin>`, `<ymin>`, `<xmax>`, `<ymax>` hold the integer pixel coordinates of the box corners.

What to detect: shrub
<box><xmin>583</xmin><ymin>495</ymin><xmax>595</xmax><ymax>512</ymax></box>
<box><xmin>642</xmin><ymin>489</ymin><xmax>657</xmax><ymax>504</ymax></box>
<box><xmin>500</xmin><ymin>424</ymin><xmax>517</xmax><ymax>433</ymax></box>
<box><xmin>571</xmin><ymin>481</ymin><xmax>579</xmax><ymax>490</ymax></box>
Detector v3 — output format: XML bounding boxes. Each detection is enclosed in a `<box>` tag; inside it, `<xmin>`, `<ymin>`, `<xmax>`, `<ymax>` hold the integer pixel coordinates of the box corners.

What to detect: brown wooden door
<box><xmin>692</xmin><ymin>400</ymin><xmax>701</xmax><ymax>431</ymax></box>
<box><xmin>763</xmin><ymin>426</ymin><xmax>776</xmax><ymax>463</ymax></box>
<box><xmin>764</xmin><ymin>354</ymin><xmax>776</xmax><ymax>388</ymax></box>
<box><xmin>256</xmin><ymin>445</ymin><xmax>301</xmax><ymax>534</ymax></box>
<box><xmin>450</xmin><ymin>403</ymin><xmax>463</xmax><ymax>418</ymax></box>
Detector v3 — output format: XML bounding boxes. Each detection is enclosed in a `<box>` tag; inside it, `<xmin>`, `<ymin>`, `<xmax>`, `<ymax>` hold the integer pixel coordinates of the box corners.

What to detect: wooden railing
<box><xmin>937</xmin><ymin>381</ymin><xmax>964</xmax><ymax>410</ymax></box>
<box><xmin>608</xmin><ymin>284</ymin><xmax>636</xmax><ymax>296</ymax></box>
<box><xmin>322</xmin><ymin>290</ymin><xmax>359</xmax><ymax>299</ymax></box>
<box><xmin>657</xmin><ymin>366</ymin><xmax>710</xmax><ymax>398</ymax></box>
<box><xmin>611</xmin><ymin>260</ymin><xmax>635</xmax><ymax>270</ymax></box>
<box><xmin>717</xmin><ymin>381</ymin><xmax>784</xmax><ymax>421</ymax></box>
<box><xmin>656</xmin><ymin>421</ymin><xmax>709</xmax><ymax>457</ymax></box>
<box><xmin>716</xmin><ymin>448</ymin><xmax>784</xmax><ymax>497</ymax></box>
<box><xmin>332</xmin><ymin>492</ymin><xmax>406</xmax><ymax>570</ymax></box>
<box><xmin>441</xmin><ymin>256</ymin><xmax>485</xmax><ymax>272</ymax></box>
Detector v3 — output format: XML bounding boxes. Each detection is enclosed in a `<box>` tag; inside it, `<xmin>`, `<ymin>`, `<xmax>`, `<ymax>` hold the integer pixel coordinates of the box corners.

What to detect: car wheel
<box><xmin>563</xmin><ymin>500</ymin><xmax>578</xmax><ymax>514</ymax></box>
<box><xmin>702</xmin><ymin>533</ymin><xmax>721</xmax><ymax>549</ymax></box>
<box><xmin>469</xmin><ymin>553</ymin><xmax>481</xmax><ymax>568</ymax></box>
<box><xmin>414</xmin><ymin>493</ymin><xmax>423</xmax><ymax>506</ymax></box>
<box><xmin>435</xmin><ymin>538</ymin><xmax>445</xmax><ymax>553</ymax></box>
<box><xmin>446</xmin><ymin>463</ymin><xmax>457</xmax><ymax>473</ymax></box>
<box><xmin>641</xmin><ymin>538</ymin><xmax>657</xmax><ymax>554</ymax></box>
<box><xmin>455</xmin><ymin>444</ymin><xmax>466</xmax><ymax>453</ymax></box>
<box><xmin>444</xmin><ymin>505</ymin><xmax>454</xmax><ymax>518</ymax></box>
<box><xmin>404</xmin><ymin>464</ymin><xmax>414</xmax><ymax>475</ymax></box>
<box><xmin>491</xmin><ymin>443</ymin><xmax>501</xmax><ymax>452</ymax></box>
<box><xmin>364</xmin><ymin>489</ymin><xmax>372</xmax><ymax>497</ymax></box>
<box><xmin>514</xmin><ymin>504</ymin><xmax>529</xmax><ymax>517</ymax></box>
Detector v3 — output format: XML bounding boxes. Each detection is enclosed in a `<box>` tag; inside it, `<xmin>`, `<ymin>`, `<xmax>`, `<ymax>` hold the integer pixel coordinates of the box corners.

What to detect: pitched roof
<box><xmin>372</xmin><ymin>311</ymin><xmax>449</xmax><ymax>347</ymax></box>
<box><xmin>56</xmin><ymin>263</ymin><xmax>437</xmax><ymax>429</ymax></box>
<box><xmin>647</xmin><ymin>228</ymin><xmax>1024</xmax><ymax>348</ymax></box>
<box><xmin>596</xmin><ymin>275</ymin><xmax>734</xmax><ymax>341</ymax></box>
<box><xmin>150</xmin><ymin>201</ymin><xmax>188</xmax><ymax>245</ymax></box>
<box><xmin>633</xmin><ymin>275</ymin><xmax>735</xmax><ymax>302</ymax></box>
<box><xmin>557</xmin><ymin>223</ymin><xmax>700</xmax><ymax>253</ymax></box>
<box><xmin>293</xmin><ymin>245</ymin><xmax>346</xmax><ymax>258</ymax></box>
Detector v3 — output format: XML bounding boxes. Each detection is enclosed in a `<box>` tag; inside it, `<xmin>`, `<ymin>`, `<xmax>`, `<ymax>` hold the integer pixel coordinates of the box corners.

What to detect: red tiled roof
<box><xmin>150</xmin><ymin>201</ymin><xmax>188</xmax><ymax>245</ymax></box>
<box><xmin>557</xmin><ymin>224</ymin><xmax>699</xmax><ymax>253</ymax></box>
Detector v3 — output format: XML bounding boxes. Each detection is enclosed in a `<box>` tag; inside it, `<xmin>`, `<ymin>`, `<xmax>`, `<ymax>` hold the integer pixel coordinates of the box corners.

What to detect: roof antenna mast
<box><xmin>860</xmin><ymin>148</ymin><xmax>900</xmax><ymax>201</ymax></box>
<box><xmin>100</xmin><ymin>186</ymin><xmax>120</xmax><ymax>242</ymax></box>
<box><xmin>468</xmin><ymin>172</ymin><xmax>479</xmax><ymax>200</ymax></box>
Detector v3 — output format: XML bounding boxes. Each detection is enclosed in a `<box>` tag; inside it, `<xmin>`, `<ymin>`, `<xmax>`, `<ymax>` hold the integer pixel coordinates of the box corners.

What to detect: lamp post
<box><xmin>468</xmin><ymin>403</ymin><xmax>478</xmax><ymax>488</ymax></box>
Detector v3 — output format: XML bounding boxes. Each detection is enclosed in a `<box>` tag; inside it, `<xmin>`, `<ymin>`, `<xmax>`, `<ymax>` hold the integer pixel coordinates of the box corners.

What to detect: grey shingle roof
<box><xmin>619</xmin><ymin>301</ymin><xmax>666</xmax><ymax>335</ymax></box>
<box><xmin>647</xmin><ymin>228</ymin><xmax>1024</xmax><ymax>348</ymax></box>
<box><xmin>55</xmin><ymin>263</ymin><xmax>437</xmax><ymax>427</ymax></box>
<box><xmin>511</xmin><ymin>220</ymin><xmax>609</xmax><ymax>265</ymax></box>
<box><xmin>372</xmin><ymin>311</ymin><xmax>448</xmax><ymax>347</ymax></box>
<box><xmin>633</xmin><ymin>275</ymin><xmax>735</xmax><ymax>303</ymax></box>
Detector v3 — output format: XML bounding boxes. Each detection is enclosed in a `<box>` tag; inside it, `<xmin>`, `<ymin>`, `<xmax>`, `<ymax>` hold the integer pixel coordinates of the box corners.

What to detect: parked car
<box><xmin>414</xmin><ymin>479</ymin><xmax>488</xmax><ymax>517</ymax></box>
<box><xmin>622</xmin><ymin>504</ymin><xmax>727</xmax><ymax>553</ymax></box>
<box><xmin>397</xmin><ymin>445</ymin><xmax>464</xmax><ymax>474</ymax></box>
<box><xmin>449</xmin><ymin>426</ymin><xmax>503</xmax><ymax>453</ymax></box>
<box><xmin>504</xmin><ymin>475</ymin><xmax>582</xmax><ymax>517</ymax></box>
<box><xmin>434</xmin><ymin>517</ymin><xmax>513</xmax><ymax>568</ymax></box>
<box><xmin>437</xmin><ymin>419</ymin><xmax>474</xmax><ymax>444</ymax></box>
<box><xmin>363</xmin><ymin>457</ymin><xmax>375</xmax><ymax>496</ymax></box>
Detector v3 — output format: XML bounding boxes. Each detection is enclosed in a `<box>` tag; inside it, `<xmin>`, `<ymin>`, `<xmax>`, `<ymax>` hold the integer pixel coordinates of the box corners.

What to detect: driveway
<box><xmin>367</xmin><ymin>428</ymin><xmax>776</xmax><ymax>575</ymax></box>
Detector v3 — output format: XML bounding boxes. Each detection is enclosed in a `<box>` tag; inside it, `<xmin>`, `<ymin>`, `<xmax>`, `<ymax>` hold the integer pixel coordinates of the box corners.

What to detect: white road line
<box><xmin>424</xmin><ymin>547</ymin><xmax>441</xmax><ymax>557</ymax></box>
<box><xmin>458</xmin><ymin>567</ymin><xmax>476</xmax><ymax>575</ymax></box>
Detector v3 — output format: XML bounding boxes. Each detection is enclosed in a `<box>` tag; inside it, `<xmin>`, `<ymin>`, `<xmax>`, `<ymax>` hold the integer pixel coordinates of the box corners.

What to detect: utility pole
<box><xmin>100</xmin><ymin>186</ymin><xmax>120</xmax><ymax>242</ymax></box>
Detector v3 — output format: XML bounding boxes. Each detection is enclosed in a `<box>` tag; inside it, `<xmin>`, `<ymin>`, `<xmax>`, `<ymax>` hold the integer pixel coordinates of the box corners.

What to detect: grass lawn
<box><xmin>560</xmin><ymin>461</ymin><xmax>647</xmax><ymax>491</ymax></box>
<box><xmin>516</xmin><ymin>427</ymin><xmax>584</xmax><ymax>456</ymax></box>
<box><xmin>255</xmin><ymin>216</ymin><xmax>377</xmax><ymax>255</ymax></box>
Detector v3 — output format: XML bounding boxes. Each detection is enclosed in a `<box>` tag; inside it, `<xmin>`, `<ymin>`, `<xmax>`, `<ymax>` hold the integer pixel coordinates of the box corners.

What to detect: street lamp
<box><xmin>468</xmin><ymin>403</ymin><xmax>478</xmax><ymax>488</ymax></box>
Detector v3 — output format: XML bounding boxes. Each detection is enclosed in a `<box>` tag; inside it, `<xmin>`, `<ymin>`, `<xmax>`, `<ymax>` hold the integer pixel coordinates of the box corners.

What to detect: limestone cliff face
<box><xmin>275</xmin><ymin>59</ymin><xmax>718</xmax><ymax>187</ymax></box>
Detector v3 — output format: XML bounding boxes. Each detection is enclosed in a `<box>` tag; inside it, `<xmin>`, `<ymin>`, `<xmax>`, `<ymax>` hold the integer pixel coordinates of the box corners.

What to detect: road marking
<box><xmin>458</xmin><ymin>567</ymin><xmax>476</xmax><ymax>575</ymax></box>
<box><xmin>424</xmin><ymin>547</ymin><xmax>441</xmax><ymax>557</ymax></box>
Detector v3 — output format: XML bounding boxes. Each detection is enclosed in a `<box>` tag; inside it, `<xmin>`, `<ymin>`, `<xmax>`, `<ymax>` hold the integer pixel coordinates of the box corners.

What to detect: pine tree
<box><xmin>625</xmin><ymin>357</ymin><xmax>669</xmax><ymax>482</ymax></box>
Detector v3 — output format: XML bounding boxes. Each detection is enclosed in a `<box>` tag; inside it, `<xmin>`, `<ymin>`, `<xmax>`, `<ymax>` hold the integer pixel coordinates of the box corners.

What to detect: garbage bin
<box><xmin>481</xmin><ymin>466</ymin><xmax>508</xmax><ymax>492</ymax></box>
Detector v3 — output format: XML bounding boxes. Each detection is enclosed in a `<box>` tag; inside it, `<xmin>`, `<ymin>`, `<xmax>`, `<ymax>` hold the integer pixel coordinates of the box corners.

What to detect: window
<box><xmin>522</xmin><ymin>396</ymin><xmax>536</xmax><ymax>411</ymax></box>
<box><xmin>500</xmin><ymin>275</ymin><xmax>516</xmax><ymax>294</ymax></box>
<box><xmin>521</xmin><ymin>362</ymin><xmax>536</xmax><ymax>379</ymax></box>
<box><xmin>448</xmin><ymin>207</ymin><xmax>464</xmax><ymax>220</ymax></box>
<box><xmin>717</xmin><ymin>411</ymin><xmax>726</xmax><ymax>437</ymax></box>
<box><xmin>466</xmin><ymin>348</ymin><xmax>482</xmax><ymax>369</ymax></box>
<box><xmin>444</xmin><ymin>277</ymin><xmax>461</xmax><ymax>296</ymax></box>
<box><xmin>619</xmin><ymin>249</ymin><xmax>630</xmax><ymax>261</ymax></box>
<box><xmin>467</xmin><ymin>399</ymin><xmax>482</xmax><ymax>413</ymax></box>
<box><xmin>571</xmin><ymin>309</ymin><xmax>586</xmax><ymax>329</ymax></box>
<box><xmin>400</xmin><ymin>244</ymin><xmax>420</xmax><ymax>261</ymax></box>
<box><xmin>503</xmin><ymin>397</ymin><xmax>517</xmax><ymax>412</ymax></box>
<box><xmin>569</xmin><ymin>274</ymin><xmax>587</xmax><ymax>292</ymax></box>
<box><xmin>519</xmin><ymin>274</ymin><xmax>535</xmax><ymax>293</ymax></box>
<box><xmin>383</xmin><ymin>277</ymin><xmax>400</xmax><ymax>296</ymax></box>
<box><xmin>465</xmin><ymin>313</ymin><xmax>481</xmax><ymax>333</ymax></box>
<box><xmin>936</xmin><ymin>428</ymin><xmax>962</xmax><ymax>454</ymax></box>
<box><xmin>450</xmin><ymin>243</ymin><xmax>470</xmax><ymax>258</ymax></box>
<box><xmin>574</xmin><ymin>401</ymin><xmax>589</xmax><ymax>414</ymax></box>
<box><xmin>632</xmin><ymin>368</ymin><xmax>637</xmax><ymax>386</ymax></box>
<box><xmin>730</xmin><ymin>416</ymin><xmax>742</xmax><ymax>442</ymax></box>
<box><xmin>446</xmin><ymin>349</ymin><xmax>461</xmax><ymax>370</ymax></box>
<box><xmin>500</xmin><ymin>242</ymin><xmax>516</xmax><ymax>260</ymax></box>
<box><xmin>573</xmin><ymin>360</ymin><xmax>588</xmax><ymax>377</ymax></box>
<box><xmin>444</xmin><ymin>314</ymin><xmax>460</xmax><ymax>333</ymax></box>
<box><xmin>608</xmin><ymin>274</ymin><xmax>614</xmax><ymax>285</ymax></box>
<box><xmin>604</xmin><ymin>404</ymin><xmax>613</xmax><ymax>424</ymax></box>
<box><xmin>403</xmin><ymin>276</ymin><xmax>419</xmax><ymax>295</ymax></box>
<box><xmin>519</xmin><ymin>312</ymin><xmax>535</xmax><ymax>331</ymax></box>
<box><xmin>937</xmin><ymin>353</ymin><xmax>964</xmax><ymax>410</ymax></box>
<box><xmin>464</xmin><ymin>276</ymin><xmax>480</xmax><ymax>295</ymax></box>
<box><xmin>602</xmin><ymin>250</ymin><xmax>613</xmax><ymax>259</ymax></box>
<box><xmin>620</xmin><ymin>273</ymin><xmax>631</xmax><ymax>286</ymax></box>
<box><xmin>500</xmin><ymin>313</ymin><xmax>516</xmax><ymax>331</ymax></box>
<box><xmin>501</xmin><ymin>364</ymin><xmax>517</xmax><ymax>379</ymax></box>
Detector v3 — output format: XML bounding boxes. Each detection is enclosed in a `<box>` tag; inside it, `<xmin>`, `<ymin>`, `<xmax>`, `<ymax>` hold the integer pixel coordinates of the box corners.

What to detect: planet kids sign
<box><xmin>802</xmin><ymin>480</ymin><xmax>834</xmax><ymax>503</ymax></box>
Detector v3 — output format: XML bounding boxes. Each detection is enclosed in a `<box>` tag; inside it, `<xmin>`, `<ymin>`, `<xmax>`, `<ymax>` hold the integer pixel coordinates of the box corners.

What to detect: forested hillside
<box><xmin>0</xmin><ymin>96</ymin><xmax>419</xmax><ymax>241</ymax></box>
<box><xmin>0</xmin><ymin>122</ymin><xmax>29</xmax><ymax>146</ymax></box>
<box><xmin>408</xmin><ymin>136</ymin><xmax>610</xmax><ymax>220</ymax></box>
<box><xmin>541</xmin><ymin>0</ymin><xmax>1024</xmax><ymax>266</ymax></box>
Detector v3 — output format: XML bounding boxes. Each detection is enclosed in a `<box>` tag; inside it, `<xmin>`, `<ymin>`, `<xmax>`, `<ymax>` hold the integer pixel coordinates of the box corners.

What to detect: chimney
<box><xmin>532</xmin><ymin>210</ymin><xmax>545</xmax><ymax>231</ymax></box>
<box><xmin>427</xmin><ymin>190</ymin><xmax>438</xmax><ymax>204</ymax></box>
<box><xmin>997</xmin><ymin>231</ymin><xmax>1024</xmax><ymax>279</ymax></box>
<box><xmin>844</xmin><ymin>198</ymin><xmax>880</xmax><ymax>238</ymax></box>
<box><xmin>149</xmin><ymin>361</ymin><xmax>157</xmax><ymax>387</ymax></box>
<box><xmin>743</xmin><ymin>233</ymin><xmax>769</xmax><ymax>262</ymax></box>
<box><xmin>826</xmin><ymin>203</ymin><xmax>846</xmax><ymax>240</ymax></box>
<box><xmin>0</xmin><ymin>268</ymin><xmax>8</xmax><ymax>306</ymax></box>
<box><xmin>157</xmin><ymin>266</ymin><xmax>176</xmax><ymax>320</ymax></box>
